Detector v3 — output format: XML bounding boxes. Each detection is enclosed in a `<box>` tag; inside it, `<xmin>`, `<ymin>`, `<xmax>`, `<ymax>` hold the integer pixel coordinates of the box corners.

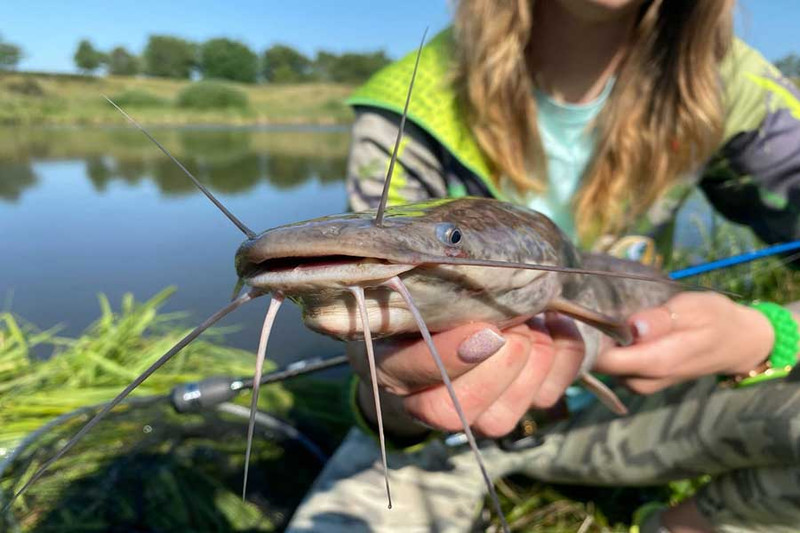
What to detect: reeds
<box><xmin>0</xmin><ymin>288</ymin><xmax>299</xmax><ymax>531</ymax></box>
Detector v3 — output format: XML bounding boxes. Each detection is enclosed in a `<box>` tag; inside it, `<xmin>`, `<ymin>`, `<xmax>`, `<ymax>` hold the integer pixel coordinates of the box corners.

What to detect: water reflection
<box><xmin>0</xmin><ymin>126</ymin><xmax>349</xmax><ymax>202</ymax></box>
<box><xmin>0</xmin><ymin>162</ymin><xmax>37</xmax><ymax>201</ymax></box>
<box><xmin>0</xmin><ymin>125</ymin><xmax>351</xmax><ymax>365</ymax></box>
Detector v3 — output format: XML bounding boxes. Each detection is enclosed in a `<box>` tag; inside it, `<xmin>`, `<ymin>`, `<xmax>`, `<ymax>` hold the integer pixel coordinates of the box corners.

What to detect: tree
<box><xmin>775</xmin><ymin>53</ymin><xmax>800</xmax><ymax>78</ymax></box>
<box><xmin>262</xmin><ymin>44</ymin><xmax>311</xmax><ymax>83</ymax></box>
<box><xmin>143</xmin><ymin>35</ymin><xmax>196</xmax><ymax>79</ymax></box>
<box><xmin>107</xmin><ymin>46</ymin><xmax>139</xmax><ymax>76</ymax></box>
<box><xmin>0</xmin><ymin>35</ymin><xmax>22</xmax><ymax>71</ymax></box>
<box><xmin>74</xmin><ymin>39</ymin><xmax>105</xmax><ymax>74</ymax></box>
<box><xmin>200</xmin><ymin>38</ymin><xmax>257</xmax><ymax>83</ymax></box>
<box><xmin>312</xmin><ymin>51</ymin><xmax>338</xmax><ymax>82</ymax></box>
<box><xmin>313</xmin><ymin>50</ymin><xmax>390</xmax><ymax>83</ymax></box>
<box><xmin>335</xmin><ymin>51</ymin><xmax>390</xmax><ymax>83</ymax></box>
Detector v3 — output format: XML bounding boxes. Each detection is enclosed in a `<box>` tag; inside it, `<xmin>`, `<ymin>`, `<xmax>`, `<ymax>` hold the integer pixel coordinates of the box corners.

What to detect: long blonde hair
<box><xmin>454</xmin><ymin>0</ymin><xmax>733</xmax><ymax>241</ymax></box>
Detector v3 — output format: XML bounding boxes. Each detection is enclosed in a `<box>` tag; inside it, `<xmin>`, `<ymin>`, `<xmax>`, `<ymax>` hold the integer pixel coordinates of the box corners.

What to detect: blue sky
<box><xmin>0</xmin><ymin>0</ymin><xmax>796</xmax><ymax>74</ymax></box>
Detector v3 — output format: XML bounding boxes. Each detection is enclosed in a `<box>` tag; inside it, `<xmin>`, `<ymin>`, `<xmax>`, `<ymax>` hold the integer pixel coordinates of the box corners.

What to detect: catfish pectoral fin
<box><xmin>580</xmin><ymin>373</ymin><xmax>628</xmax><ymax>416</ymax></box>
<box><xmin>547</xmin><ymin>297</ymin><xmax>634</xmax><ymax>346</ymax></box>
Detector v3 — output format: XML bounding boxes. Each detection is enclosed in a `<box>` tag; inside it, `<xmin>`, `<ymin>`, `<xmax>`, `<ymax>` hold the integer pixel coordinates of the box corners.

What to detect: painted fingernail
<box><xmin>526</xmin><ymin>314</ymin><xmax>547</xmax><ymax>333</ymax></box>
<box><xmin>457</xmin><ymin>328</ymin><xmax>506</xmax><ymax>363</ymax></box>
<box><xmin>632</xmin><ymin>319</ymin><xmax>649</xmax><ymax>339</ymax></box>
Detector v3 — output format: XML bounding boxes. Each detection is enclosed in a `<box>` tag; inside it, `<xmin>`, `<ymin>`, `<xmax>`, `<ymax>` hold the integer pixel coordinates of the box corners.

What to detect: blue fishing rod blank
<box><xmin>669</xmin><ymin>241</ymin><xmax>800</xmax><ymax>280</ymax></box>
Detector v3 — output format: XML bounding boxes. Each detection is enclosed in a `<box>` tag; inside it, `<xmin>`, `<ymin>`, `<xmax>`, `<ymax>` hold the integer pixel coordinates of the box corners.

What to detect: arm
<box><xmin>598</xmin><ymin>45</ymin><xmax>800</xmax><ymax>394</ymax></box>
<box><xmin>346</xmin><ymin>107</ymin><xmax>449</xmax><ymax>211</ymax></box>
<box><xmin>701</xmin><ymin>40</ymin><xmax>800</xmax><ymax>244</ymax></box>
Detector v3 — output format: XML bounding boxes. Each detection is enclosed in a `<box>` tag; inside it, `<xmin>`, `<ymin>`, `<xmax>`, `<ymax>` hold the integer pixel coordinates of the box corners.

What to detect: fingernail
<box><xmin>457</xmin><ymin>328</ymin><xmax>506</xmax><ymax>363</ymax></box>
<box><xmin>632</xmin><ymin>319</ymin><xmax>649</xmax><ymax>339</ymax></box>
<box><xmin>526</xmin><ymin>314</ymin><xmax>547</xmax><ymax>333</ymax></box>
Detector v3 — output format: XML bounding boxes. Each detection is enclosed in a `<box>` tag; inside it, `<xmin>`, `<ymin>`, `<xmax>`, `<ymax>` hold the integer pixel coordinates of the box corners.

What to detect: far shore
<box><xmin>0</xmin><ymin>71</ymin><xmax>357</xmax><ymax>126</ymax></box>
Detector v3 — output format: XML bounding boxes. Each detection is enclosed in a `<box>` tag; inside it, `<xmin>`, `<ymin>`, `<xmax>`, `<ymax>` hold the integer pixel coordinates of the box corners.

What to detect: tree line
<box><xmin>6</xmin><ymin>30</ymin><xmax>798</xmax><ymax>83</ymax></box>
<box><xmin>71</xmin><ymin>35</ymin><xmax>390</xmax><ymax>84</ymax></box>
<box><xmin>0</xmin><ymin>32</ymin><xmax>390</xmax><ymax>84</ymax></box>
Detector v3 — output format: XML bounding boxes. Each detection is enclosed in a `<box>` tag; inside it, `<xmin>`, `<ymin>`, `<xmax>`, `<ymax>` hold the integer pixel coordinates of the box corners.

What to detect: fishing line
<box><xmin>243</xmin><ymin>293</ymin><xmax>284</xmax><ymax>501</ymax></box>
<box><xmin>350</xmin><ymin>286</ymin><xmax>392</xmax><ymax>508</ymax></box>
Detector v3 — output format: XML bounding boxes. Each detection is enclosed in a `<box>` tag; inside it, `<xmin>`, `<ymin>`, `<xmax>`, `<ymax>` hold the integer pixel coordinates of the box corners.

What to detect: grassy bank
<box><xmin>0</xmin><ymin>288</ymin><xmax>353</xmax><ymax>531</ymax></box>
<box><xmin>0</xmin><ymin>72</ymin><xmax>356</xmax><ymax>126</ymax></box>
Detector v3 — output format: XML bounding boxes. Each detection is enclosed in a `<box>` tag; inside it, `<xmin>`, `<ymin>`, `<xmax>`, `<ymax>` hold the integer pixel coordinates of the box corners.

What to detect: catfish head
<box><xmin>235</xmin><ymin>197</ymin><xmax>577</xmax><ymax>339</ymax></box>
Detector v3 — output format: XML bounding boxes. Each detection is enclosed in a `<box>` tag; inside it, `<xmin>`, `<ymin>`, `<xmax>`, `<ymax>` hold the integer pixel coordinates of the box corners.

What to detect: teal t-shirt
<box><xmin>501</xmin><ymin>78</ymin><xmax>614</xmax><ymax>240</ymax></box>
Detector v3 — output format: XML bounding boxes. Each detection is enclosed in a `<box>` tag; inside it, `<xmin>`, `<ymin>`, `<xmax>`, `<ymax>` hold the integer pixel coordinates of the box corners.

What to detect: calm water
<box><xmin>0</xmin><ymin>126</ymin><xmax>352</xmax><ymax>365</ymax></box>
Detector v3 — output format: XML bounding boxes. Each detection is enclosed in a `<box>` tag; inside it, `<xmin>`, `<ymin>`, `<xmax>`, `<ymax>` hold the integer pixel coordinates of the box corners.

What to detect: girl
<box><xmin>289</xmin><ymin>1</ymin><xmax>800</xmax><ymax>531</ymax></box>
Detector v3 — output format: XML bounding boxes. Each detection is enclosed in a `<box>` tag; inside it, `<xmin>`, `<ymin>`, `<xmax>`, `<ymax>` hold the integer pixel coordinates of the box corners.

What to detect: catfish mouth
<box><xmin>241</xmin><ymin>253</ymin><xmax>416</xmax><ymax>291</ymax></box>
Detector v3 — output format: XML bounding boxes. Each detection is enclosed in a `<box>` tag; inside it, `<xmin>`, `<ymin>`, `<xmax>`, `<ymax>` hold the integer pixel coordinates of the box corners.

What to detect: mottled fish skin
<box><xmin>236</xmin><ymin>197</ymin><xmax>677</xmax><ymax>366</ymax></box>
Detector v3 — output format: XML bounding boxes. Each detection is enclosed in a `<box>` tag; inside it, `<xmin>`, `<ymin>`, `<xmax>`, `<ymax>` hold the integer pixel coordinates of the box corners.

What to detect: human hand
<box><xmin>594</xmin><ymin>292</ymin><xmax>775</xmax><ymax>394</ymax></box>
<box><xmin>347</xmin><ymin>313</ymin><xmax>586</xmax><ymax>438</ymax></box>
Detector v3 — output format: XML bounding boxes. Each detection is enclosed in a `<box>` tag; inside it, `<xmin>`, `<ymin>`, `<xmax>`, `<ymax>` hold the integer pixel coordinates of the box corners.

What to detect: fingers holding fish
<box><xmin>347</xmin><ymin>322</ymin><xmax>507</xmax><ymax>396</ymax></box>
<box><xmin>472</xmin><ymin>325</ymin><xmax>558</xmax><ymax>437</ymax></box>
<box><xmin>399</xmin><ymin>327</ymin><xmax>534</xmax><ymax>432</ymax></box>
<box><xmin>530</xmin><ymin>312</ymin><xmax>586</xmax><ymax>409</ymax></box>
<box><xmin>350</xmin><ymin>321</ymin><xmax>563</xmax><ymax>436</ymax></box>
<box><xmin>594</xmin><ymin>292</ymin><xmax>775</xmax><ymax>393</ymax></box>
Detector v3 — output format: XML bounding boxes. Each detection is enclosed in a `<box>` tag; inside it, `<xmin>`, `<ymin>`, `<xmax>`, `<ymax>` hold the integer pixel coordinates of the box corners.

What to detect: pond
<box><xmin>0</xmin><ymin>125</ymin><xmax>351</xmax><ymax>366</ymax></box>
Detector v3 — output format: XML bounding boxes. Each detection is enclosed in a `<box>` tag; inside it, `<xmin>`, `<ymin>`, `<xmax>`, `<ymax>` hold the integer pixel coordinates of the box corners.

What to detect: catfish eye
<box><xmin>436</xmin><ymin>223</ymin><xmax>463</xmax><ymax>246</ymax></box>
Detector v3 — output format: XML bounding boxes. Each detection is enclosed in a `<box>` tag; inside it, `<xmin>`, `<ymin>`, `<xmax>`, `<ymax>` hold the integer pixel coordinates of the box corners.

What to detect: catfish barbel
<box><xmin>5</xmin><ymin>32</ymin><xmax>691</xmax><ymax>533</ymax></box>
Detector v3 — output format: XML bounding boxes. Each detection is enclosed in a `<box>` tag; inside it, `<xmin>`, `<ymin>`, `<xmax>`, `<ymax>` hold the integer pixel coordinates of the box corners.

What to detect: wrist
<box><xmin>725</xmin><ymin>303</ymin><xmax>775</xmax><ymax>376</ymax></box>
<box><xmin>724</xmin><ymin>302</ymin><xmax>799</xmax><ymax>387</ymax></box>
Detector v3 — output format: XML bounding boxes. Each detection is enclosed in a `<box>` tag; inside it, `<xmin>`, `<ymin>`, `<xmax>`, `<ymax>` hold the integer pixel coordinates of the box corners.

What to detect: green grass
<box><xmin>0</xmin><ymin>72</ymin><xmax>355</xmax><ymax>126</ymax></box>
<box><xmin>0</xmin><ymin>288</ymin><xmax>353</xmax><ymax>532</ymax></box>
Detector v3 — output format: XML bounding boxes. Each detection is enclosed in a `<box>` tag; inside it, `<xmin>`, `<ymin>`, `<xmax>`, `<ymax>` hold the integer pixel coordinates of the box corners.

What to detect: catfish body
<box><xmin>235</xmin><ymin>197</ymin><xmax>678</xmax><ymax>372</ymax></box>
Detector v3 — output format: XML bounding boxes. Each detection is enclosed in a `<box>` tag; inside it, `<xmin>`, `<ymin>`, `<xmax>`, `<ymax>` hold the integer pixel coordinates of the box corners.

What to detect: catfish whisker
<box><xmin>242</xmin><ymin>293</ymin><xmax>284</xmax><ymax>501</ymax></box>
<box><xmin>415</xmin><ymin>256</ymin><xmax>739</xmax><ymax>297</ymax></box>
<box><xmin>349</xmin><ymin>286</ymin><xmax>392</xmax><ymax>508</ymax></box>
<box><xmin>374</xmin><ymin>28</ymin><xmax>427</xmax><ymax>227</ymax></box>
<box><xmin>103</xmin><ymin>96</ymin><xmax>256</xmax><ymax>239</ymax></box>
<box><xmin>4</xmin><ymin>289</ymin><xmax>263</xmax><ymax>511</ymax></box>
<box><xmin>382</xmin><ymin>276</ymin><xmax>510</xmax><ymax>533</ymax></box>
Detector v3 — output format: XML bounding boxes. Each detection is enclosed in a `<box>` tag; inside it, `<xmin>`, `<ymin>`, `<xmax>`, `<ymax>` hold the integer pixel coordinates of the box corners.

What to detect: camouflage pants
<box><xmin>286</xmin><ymin>376</ymin><xmax>800</xmax><ymax>532</ymax></box>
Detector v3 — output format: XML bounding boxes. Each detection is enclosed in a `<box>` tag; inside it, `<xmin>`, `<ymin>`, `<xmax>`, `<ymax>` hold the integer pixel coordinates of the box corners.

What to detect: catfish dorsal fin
<box><xmin>548</xmin><ymin>297</ymin><xmax>633</xmax><ymax>346</ymax></box>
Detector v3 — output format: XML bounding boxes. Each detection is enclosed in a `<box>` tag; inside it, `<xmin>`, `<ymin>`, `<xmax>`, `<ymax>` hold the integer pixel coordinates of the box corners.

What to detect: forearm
<box><xmin>346</xmin><ymin>107</ymin><xmax>448</xmax><ymax>211</ymax></box>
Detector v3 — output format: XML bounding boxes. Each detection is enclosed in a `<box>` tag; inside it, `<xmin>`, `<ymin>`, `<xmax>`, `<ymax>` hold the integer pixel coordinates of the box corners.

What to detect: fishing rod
<box><xmin>170</xmin><ymin>354</ymin><xmax>349</xmax><ymax>413</ymax></box>
<box><xmin>669</xmin><ymin>240</ymin><xmax>800</xmax><ymax>280</ymax></box>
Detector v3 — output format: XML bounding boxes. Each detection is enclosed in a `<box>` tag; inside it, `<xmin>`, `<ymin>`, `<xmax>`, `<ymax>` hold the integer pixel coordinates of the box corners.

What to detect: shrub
<box><xmin>111</xmin><ymin>89</ymin><xmax>167</xmax><ymax>108</ymax></box>
<box><xmin>176</xmin><ymin>80</ymin><xmax>248</xmax><ymax>110</ymax></box>
<box><xmin>5</xmin><ymin>78</ymin><xmax>45</xmax><ymax>97</ymax></box>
